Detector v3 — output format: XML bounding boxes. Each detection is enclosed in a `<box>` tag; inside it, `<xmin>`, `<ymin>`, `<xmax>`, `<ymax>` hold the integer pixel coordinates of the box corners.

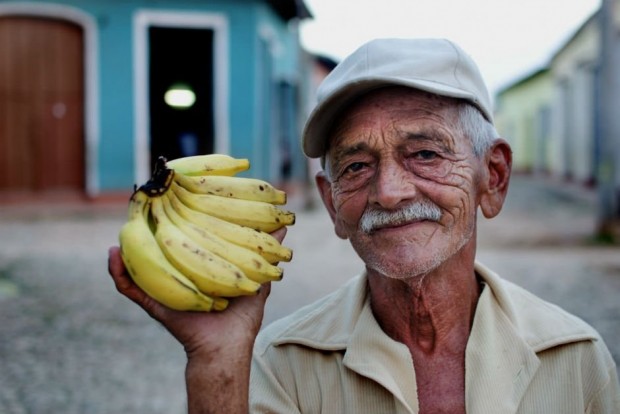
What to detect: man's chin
<box><xmin>365</xmin><ymin>256</ymin><xmax>445</xmax><ymax>280</ymax></box>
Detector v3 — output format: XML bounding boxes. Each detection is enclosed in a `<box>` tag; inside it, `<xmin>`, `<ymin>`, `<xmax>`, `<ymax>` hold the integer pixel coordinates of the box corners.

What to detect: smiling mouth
<box><xmin>366</xmin><ymin>218</ymin><xmax>435</xmax><ymax>234</ymax></box>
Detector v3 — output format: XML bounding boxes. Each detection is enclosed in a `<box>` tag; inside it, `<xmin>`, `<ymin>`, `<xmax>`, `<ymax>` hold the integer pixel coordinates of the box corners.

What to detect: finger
<box><xmin>270</xmin><ymin>226</ymin><xmax>287</xmax><ymax>243</ymax></box>
<box><xmin>107</xmin><ymin>246</ymin><xmax>152</xmax><ymax>307</ymax></box>
<box><xmin>107</xmin><ymin>246</ymin><xmax>125</xmax><ymax>277</ymax></box>
<box><xmin>224</xmin><ymin>282</ymin><xmax>272</xmax><ymax>335</ymax></box>
<box><xmin>107</xmin><ymin>246</ymin><xmax>135</xmax><ymax>292</ymax></box>
<box><xmin>253</xmin><ymin>280</ymin><xmax>271</xmax><ymax>304</ymax></box>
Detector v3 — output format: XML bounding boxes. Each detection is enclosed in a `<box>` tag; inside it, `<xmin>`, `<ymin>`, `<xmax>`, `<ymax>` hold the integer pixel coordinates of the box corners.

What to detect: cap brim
<box><xmin>302</xmin><ymin>77</ymin><xmax>486</xmax><ymax>159</ymax></box>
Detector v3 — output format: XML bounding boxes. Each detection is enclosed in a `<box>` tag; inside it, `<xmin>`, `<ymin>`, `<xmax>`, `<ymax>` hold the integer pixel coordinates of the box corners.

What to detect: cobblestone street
<box><xmin>0</xmin><ymin>174</ymin><xmax>618</xmax><ymax>413</ymax></box>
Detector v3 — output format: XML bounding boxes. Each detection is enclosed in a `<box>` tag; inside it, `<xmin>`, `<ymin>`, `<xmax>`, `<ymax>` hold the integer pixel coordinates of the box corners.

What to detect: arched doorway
<box><xmin>0</xmin><ymin>16</ymin><xmax>85</xmax><ymax>196</ymax></box>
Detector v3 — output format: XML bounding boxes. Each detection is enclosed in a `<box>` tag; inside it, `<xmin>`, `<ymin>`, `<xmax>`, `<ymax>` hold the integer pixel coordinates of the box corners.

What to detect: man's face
<box><xmin>320</xmin><ymin>87</ymin><xmax>487</xmax><ymax>279</ymax></box>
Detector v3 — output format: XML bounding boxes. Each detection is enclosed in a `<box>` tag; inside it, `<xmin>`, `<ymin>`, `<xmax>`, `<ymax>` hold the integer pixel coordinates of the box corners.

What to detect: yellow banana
<box><xmin>166</xmin><ymin>154</ymin><xmax>250</xmax><ymax>176</ymax></box>
<box><xmin>118</xmin><ymin>191</ymin><xmax>228</xmax><ymax>312</ymax></box>
<box><xmin>166</xmin><ymin>191</ymin><xmax>292</xmax><ymax>264</ymax></box>
<box><xmin>161</xmin><ymin>193</ymin><xmax>283</xmax><ymax>283</ymax></box>
<box><xmin>173</xmin><ymin>172</ymin><xmax>287</xmax><ymax>205</ymax></box>
<box><xmin>171</xmin><ymin>181</ymin><xmax>295</xmax><ymax>233</ymax></box>
<box><xmin>150</xmin><ymin>197</ymin><xmax>261</xmax><ymax>297</ymax></box>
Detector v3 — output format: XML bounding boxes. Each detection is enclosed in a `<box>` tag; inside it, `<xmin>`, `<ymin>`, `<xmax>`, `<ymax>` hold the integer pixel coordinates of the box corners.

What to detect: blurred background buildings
<box><xmin>0</xmin><ymin>0</ymin><xmax>319</xmax><ymax>203</ymax></box>
<box><xmin>495</xmin><ymin>0</ymin><xmax>620</xmax><ymax>239</ymax></box>
<box><xmin>0</xmin><ymin>0</ymin><xmax>618</xmax><ymax>238</ymax></box>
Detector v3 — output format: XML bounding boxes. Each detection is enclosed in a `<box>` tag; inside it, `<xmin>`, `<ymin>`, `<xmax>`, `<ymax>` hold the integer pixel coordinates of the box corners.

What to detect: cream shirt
<box><xmin>251</xmin><ymin>262</ymin><xmax>620</xmax><ymax>413</ymax></box>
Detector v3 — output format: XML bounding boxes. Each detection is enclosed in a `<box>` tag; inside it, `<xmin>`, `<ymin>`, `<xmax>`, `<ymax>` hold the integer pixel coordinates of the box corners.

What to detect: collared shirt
<box><xmin>251</xmin><ymin>262</ymin><xmax>620</xmax><ymax>413</ymax></box>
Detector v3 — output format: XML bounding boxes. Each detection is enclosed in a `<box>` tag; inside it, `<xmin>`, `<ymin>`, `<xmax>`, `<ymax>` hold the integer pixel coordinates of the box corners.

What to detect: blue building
<box><xmin>0</xmin><ymin>0</ymin><xmax>312</xmax><ymax>199</ymax></box>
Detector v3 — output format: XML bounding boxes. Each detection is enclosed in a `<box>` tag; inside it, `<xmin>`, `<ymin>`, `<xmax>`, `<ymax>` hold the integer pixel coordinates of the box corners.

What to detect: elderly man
<box><xmin>108</xmin><ymin>38</ymin><xmax>619</xmax><ymax>413</ymax></box>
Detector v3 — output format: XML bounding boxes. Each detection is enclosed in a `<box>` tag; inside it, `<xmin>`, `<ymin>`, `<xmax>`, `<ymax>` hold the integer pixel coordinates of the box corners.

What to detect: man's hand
<box><xmin>107</xmin><ymin>245</ymin><xmax>270</xmax><ymax>353</ymax></box>
<box><xmin>107</xmin><ymin>227</ymin><xmax>287</xmax><ymax>413</ymax></box>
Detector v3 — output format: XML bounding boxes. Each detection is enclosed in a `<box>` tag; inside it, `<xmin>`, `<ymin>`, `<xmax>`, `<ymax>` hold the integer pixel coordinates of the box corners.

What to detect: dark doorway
<box><xmin>148</xmin><ymin>26</ymin><xmax>214</xmax><ymax>169</ymax></box>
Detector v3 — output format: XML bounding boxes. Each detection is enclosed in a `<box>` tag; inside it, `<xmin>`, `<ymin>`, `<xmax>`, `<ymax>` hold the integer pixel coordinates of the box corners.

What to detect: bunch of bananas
<box><xmin>118</xmin><ymin>154</ymin><xmax>295</xmax><ymax>312</ymax></box>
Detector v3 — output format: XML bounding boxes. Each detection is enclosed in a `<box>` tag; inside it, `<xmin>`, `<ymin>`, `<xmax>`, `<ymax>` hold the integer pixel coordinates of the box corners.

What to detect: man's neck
<box><xmin>367</xmin><ymin>260</ymin><xmax>481</xmax><ymax>355</ymax></box>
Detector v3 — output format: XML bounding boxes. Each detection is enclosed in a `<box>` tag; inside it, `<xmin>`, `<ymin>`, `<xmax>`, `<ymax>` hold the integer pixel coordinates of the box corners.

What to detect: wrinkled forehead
<box><xmin>325</xmin><ymin>86</ymin><xmax>463</xmax><ymax>151</ymax></box>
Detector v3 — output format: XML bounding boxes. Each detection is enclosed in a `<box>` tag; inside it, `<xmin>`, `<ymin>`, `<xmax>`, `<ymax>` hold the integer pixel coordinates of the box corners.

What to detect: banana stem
<box><xmin>138</xmin><ymin>157</ymin><xmax>175</xmax><ymax>197</ymax></box>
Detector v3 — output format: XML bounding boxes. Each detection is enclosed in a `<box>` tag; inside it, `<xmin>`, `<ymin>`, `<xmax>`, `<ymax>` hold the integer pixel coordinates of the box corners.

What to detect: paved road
<box><xmin>0</xmin><ymin>175</ymin><xmax>618</xmax><ymax>413</ymax></box>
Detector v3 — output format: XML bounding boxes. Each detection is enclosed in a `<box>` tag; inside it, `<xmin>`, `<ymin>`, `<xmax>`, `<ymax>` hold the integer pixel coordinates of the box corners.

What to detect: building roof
<box><xmin>496</xmin><ymin>6</ymin><xmax>599</xmax><ymax>97</ymax></box>
<box><xmin>266</xmin><ymin>0</ymin><xmax>313</xmax><ymax>21</ymax></box>
<box><xmin>496</xmin><ymin>67</ymin><xmax>550</xmax><ymax>97</ymax></box>
<box><xmin>314</xmin><ymin>54</ymin><xmax>339</xmax><ymax>71</ymax></box>
<box><xmin>550</xmin><ymin>10</ymin><xmax>599</xmax><ymax>64</ymax></box>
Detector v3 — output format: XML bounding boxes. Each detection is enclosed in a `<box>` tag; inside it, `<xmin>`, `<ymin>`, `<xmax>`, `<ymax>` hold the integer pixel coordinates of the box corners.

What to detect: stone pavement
<box><xmin>0</xmin><ymin>174</ymin><xmax>618</xmax><ymax>413</ymax></box>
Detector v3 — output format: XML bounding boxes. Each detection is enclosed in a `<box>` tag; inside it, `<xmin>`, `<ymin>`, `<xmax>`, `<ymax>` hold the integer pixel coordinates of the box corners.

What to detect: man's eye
<box><xmin>344</xmin><ymin>162</ymin><xmax>366</xmax><ymax>174</ymax></box>
<box><xmin>414</xmin><ymin>150</ymin><xmax>438</xmax><ymax>160</ymax></box>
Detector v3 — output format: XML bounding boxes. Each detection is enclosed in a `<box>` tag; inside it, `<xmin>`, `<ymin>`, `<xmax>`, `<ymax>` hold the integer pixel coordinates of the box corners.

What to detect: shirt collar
<box><xmin>269</xmin><ymin>263</ymin><xmax>598</xmax><ymax>413</ymax></box>
<box><xmin>270</xmin><ymin>262</ymin><xmax>597</xmax><ymax>353</ymax></box>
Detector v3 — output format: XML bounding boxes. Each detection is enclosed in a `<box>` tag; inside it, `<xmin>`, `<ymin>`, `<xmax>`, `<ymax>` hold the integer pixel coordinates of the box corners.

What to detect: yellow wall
<box><xmin>495</xmin><ymin>70</ymin><xmax>553</xmax><ymax>173</ymax></box>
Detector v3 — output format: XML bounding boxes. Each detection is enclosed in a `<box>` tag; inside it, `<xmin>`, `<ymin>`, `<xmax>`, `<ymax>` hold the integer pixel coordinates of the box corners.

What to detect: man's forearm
<box><xmin>185</xmin><ymin>343</ymin><xmax>253</xmax><ymax>414</ymax></box>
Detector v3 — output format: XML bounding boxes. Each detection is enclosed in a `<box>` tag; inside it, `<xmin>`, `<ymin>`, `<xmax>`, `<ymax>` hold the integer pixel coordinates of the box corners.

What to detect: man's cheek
<box><xmin>332</xmin><ymin>186</ymin><xmax>363</xmax><ymax>211</ymax></box>
<box><xmin>334</xmin><ymin>217</ymin><xmax>350</xmax><ymax>240</ymax></box>
<box><xmin>333</xmin><ymin>196</ymin><xmax>366</xmax><ymax>236</ymax></box>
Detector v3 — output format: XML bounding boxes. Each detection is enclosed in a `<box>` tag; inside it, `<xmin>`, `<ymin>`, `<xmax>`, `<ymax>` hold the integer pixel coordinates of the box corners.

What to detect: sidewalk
<box><xmin>0</xmin><ymin>174</ymin><xmax>617</xmax><ymax>414</ymax></box>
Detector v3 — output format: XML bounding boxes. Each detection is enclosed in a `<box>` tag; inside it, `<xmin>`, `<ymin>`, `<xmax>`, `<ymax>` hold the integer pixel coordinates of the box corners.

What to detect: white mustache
<box><xmin>359</xmin><ymin>201</ymin><xmax>442</xmax><ymax>234</ymax></box>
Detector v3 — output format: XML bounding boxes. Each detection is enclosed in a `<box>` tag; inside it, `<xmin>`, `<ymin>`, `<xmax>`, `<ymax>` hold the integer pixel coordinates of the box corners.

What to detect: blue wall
<box><xmin>0</xmin><ymin>0</ymin><xmax>304</xmax><ymax>193</ymax></box>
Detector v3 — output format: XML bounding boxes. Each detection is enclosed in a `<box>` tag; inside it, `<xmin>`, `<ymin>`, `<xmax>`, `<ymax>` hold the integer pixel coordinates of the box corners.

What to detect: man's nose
<box><xmin>369</xmin><ymin>161</ymin><xmax>418</xmax><ymax>209</ymax></box>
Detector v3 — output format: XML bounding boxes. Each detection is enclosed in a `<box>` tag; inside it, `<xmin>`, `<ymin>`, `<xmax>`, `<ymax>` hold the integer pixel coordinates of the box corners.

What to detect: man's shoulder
<box><xmin>492</xmin><ymin>274</ymin><xmax>601</xmax><ymax>350</ymax></box>
<box><xmin>255</xmin><ymin>274</ymin><xmax>367</xmax><ymax>355</ymax></box>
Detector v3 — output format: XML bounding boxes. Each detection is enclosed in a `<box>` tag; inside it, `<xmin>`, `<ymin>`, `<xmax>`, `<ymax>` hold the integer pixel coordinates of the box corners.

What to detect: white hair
<box><xmin>453</xmin><ymin>102</ymin><xmax>499</xmax><ymax>157</ymax></box>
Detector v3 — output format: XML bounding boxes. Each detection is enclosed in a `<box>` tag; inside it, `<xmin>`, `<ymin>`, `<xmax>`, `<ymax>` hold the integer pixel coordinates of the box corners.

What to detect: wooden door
<box><xmin>0</xmin><ymin>17</ymin><xmax>84</xmax><ymax>194</ymax></box>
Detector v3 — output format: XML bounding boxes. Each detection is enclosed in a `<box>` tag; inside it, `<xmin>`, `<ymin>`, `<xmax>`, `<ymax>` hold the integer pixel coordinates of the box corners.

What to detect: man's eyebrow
<box><xmin>403</xmin><ymin>130</ymin><xmax>455</xmax><ymax>151</ymax></box>
<box><xmin>403</xmin><ymin>130</ymin><xmax>444</xmax><ymax>141</ymax></box>
<box><xmin>330</xmin><ymin>142</ymin><xmax>370</xmax><ymax>161</ymax></box>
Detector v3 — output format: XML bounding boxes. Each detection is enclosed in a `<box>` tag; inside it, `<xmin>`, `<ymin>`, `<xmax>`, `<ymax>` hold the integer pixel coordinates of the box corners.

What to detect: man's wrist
<box><xmin>185</xmin><ymin>342</ymin><xmax>253</xmax><ymax>414</ymax></box>
<box><xmin>185</xmin><ymin>332</ymin><xmax>256</xmax><ymax>364</ymax></box>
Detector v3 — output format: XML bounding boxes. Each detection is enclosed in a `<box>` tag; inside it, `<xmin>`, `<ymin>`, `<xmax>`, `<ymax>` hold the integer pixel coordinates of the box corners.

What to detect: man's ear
<box><xmin>479</xmin><ymin>139</ymin><xmax>512</xmax><ymax>219</ymax></box>
<box><xmin>315</xmin><ymin>171</ymin><xmax>348</xmax><ymax>239</ymax></box>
